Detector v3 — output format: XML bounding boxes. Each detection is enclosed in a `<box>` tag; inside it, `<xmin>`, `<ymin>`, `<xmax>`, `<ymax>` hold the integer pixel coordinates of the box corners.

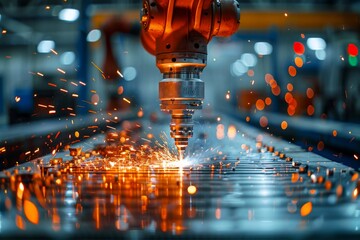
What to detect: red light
<box><xmin>293</xmin><ymin>42</ymin><xmax>305</xmax><ymax>55</ymax></box>
<box><xmin>348</xmin><ymin>43</ymin><xmax>358</xmax><ymax>56</ymax></box>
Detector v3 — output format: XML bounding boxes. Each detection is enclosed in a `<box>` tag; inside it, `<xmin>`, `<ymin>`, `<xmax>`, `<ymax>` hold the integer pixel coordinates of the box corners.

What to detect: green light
<box><xmin>349</xmin><ymin>55</ymin><xmax>358</xmax><ymax>67</ymax></box>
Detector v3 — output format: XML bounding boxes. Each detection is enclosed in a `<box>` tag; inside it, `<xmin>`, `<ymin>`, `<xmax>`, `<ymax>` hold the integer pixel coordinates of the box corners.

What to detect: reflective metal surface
<box><xmin>0</xmin><ymin>116</ymin><xmax>359</xmax><ymax>239</ymax></box>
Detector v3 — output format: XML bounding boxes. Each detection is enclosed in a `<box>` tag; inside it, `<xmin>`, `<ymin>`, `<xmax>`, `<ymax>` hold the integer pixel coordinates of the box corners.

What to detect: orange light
<box><xmin>324</xmin><ymin>180</ymin><xmax>332</xmax><ymax>190</ymax></box>
<box><xmin>287</xmin><ymin>83</ymin><xmax>293</xmax><ymax>92</ymax></box>
<box><xmin>256</xmin><ymin>99</ymin><xmax>265</xmax><ymax>111</ymax></box>
<box><xmin>353</xmin><ymin>188</ymin><xmax>358</xmax><ymax>199</ymax></box>
<box><xmin>215</xmin><ymin>208</ymin><xmax>221</xmax><ymax>219</ymax></box>
<box><xmin>300</xmin><ymin>202</ymin><xmax>312</xmax><ymax>217</ymax></box>
<box><xmin>265</xmin><ymin>97</ymin><xmax>272</xmax><ymax>105</ymax></box>
<box><xmin>332</xmin><ymin>130</ymin><xmax>337</xmax><ymax>137</ymax></box>
<box><xmin>247</xmin><ymin>69</ymin><xmax>254</xmax><ymax>77</ymax></box>
<box><xmin>281</xmin><ymin>121</ymin><xmax>288</xmax><ymax>130</ymax></box>
<box><xmin>294</xmin><ymin>56</ymin><xmax>304</xmax><ymax>68</ymax></box>
<box><xmin>187</xmin><ymin>185</ymin><xmax>197</xmax><ymax>195</ymax></box>
<box><xmin>285</xmin><ymin>92</ymin><xmax>293</xmax><ymax>103</ymax></box>
<box><xmin>227</xmin><ymin>125</ymin><xmax>237</xmax><ymax>139</ymax></box>
<box><xmin>137</xmin><ymin>109</ymin><xmax>144</xmax><ymax>118</ymax></box>
<box><xmin>291</xmin><ymin>173</ymin><xmax>299</xmax><ymax>183</ymax></box>
<box><xmin>307</xmin><ymin>105</ymin><xmax>315</xmax><ymax>116</ymax></box>
<box><xmin>287</xmin><ymin>105</ymin><xmax>296</xmax><ymax>116</ymax></box>
<box><xmin>272</xmin><ymin>86</ymin><xmax>281</xmax><ymax>96</ymax></box>
<box><xmin>245</xmin><ymin>116</ymin><xmax>250</xmax><ymax>122</ymax></box>
<box><xmin>288</xmin><ymin>66</ymin><xmax>297</xmax><ymax>77</ymax></box>
<box><xmin>351</xmin><ymin>172</ymin><xmax>359</xmax><ymax>182</ymax></box>
<box><xmin>306</xmin><ymin>88</ymin><xmax>314</xmax><ymax>99</ymax></box>
<box><xmin>293</xmin><ymin>42</ymin><xmax>305</xmax><ymax>55</ymax></box>
<box><xmin>216</xmin><ymin>124</ymin><xmax>225</xmax><ymax>140</ymax></box>
<box><xmin>16</xmin><ymin>214</ymin><xmax>25</xmax><ymax>230</ymax></box>
<box><xmin>117</xmin><ymin>86</ymin><xmax>124</xmax><ymax>95</ymax></box>
<box><xmin>317</xmin><ymin>141</ymin><xmax>324</xmax><ymax>151</ymax></box>
<box><xmin>74</xmin><ymin>131</ymin><xmax>80</xmax><ymax>138</ymax></box>
<box><xmin>24</xmin><ymin>200</ymin><xmax>39</xmax><ymax>224</ymax></box>
<box><xmin>259</xmin><ymin>116</ymin><xmax>268</xmax><ymax>128</ymax></box>
<box><xmin>269</xmin><ymin>79</ymin><xmax>277</xmax><ymax>88</ymax></box>
<box><xmin>265</xmin><ymin>73</ymin><xmax>274</xmax><ymax>84</ymax></box>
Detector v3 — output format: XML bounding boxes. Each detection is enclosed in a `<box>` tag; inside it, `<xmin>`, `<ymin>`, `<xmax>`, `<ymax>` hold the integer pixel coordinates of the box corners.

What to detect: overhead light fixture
<box><xmin>87</xmin><ymin>29</ymin><xmax>101</xmax><ymax>42</ymax></box>
<box><xmin>254</xmin><ymin>42</ymin><xmax>273</xmax><ymax>55</ymax></box>
<box><xmin>241</xmin><ymin>53</ymin><xmax>257</xmax><ymax>67</ymax></box>
<box><xmin>37</xmin><ymin>40</ymin><xmax>55</xmax><ymax>53</ymax></box>
<box><xmin>59</xmin><ymin>8</ymin><xmax>79</xmax><ymax>22</ymax></box>
<box><xmin>306</xmin><ymin>37</ymin><xmax>326</xmax><ymax>50</ymax></box>
<box><xmin>60</xmin><ymin>51</ymin><xmax>76</xmax><ymax>65</ymax></box>
<box><xmin>123</xmin><ymin>67</ymin><xmax>137</xmax><ymax>81</ymax></box>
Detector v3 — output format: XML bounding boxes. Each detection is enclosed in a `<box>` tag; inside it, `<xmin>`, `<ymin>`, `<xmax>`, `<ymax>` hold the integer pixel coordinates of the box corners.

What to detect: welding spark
<box><xmin>50</xmin><ymin>49</ymin><xmax>58</xmax><ymax>55</ymax></box>
<box><xmin>354</xmin><ymin>154</ymin><xmax>359</xmax><ymax>160</ymax></box>
<box><xmin>91</xmin><ymin>61</ymin><xmax>104</xmax><ymax>74</ymax></box>
<box><xmin>37</xmin><ymin>72</ymin><xmax>44</xmax><ymax>77</ymax></box>
<box><xmin>123</xmin><ymin>98</ymin><xmax>131</xmax><ymax>104</ymax></box>
<box><xmin>15</xmin><ymin>96</ymin><xmax>21</xmax><ymax>102</ymax></box>
<box><xmin>57</xmin><ymin>68</ymin><xmax>66</xmax><ymax>74</ymax></box>
<box><xmin>117</xmin><ymin>70</ymin><xmax>123</xmax><ymax>78</ymax></box>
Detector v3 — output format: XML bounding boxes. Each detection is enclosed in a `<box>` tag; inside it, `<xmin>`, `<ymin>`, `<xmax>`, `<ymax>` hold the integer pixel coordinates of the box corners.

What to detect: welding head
<box><xmin>141</xmin><ymin>0</ymin><xmax>240</xmax><ymax>158</ymax></box>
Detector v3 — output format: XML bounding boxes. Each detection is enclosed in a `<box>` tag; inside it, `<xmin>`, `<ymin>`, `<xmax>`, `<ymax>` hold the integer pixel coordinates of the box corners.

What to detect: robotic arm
<box><xmin>140</xmin><ymin>0</ymin><xmax>240</xmax><ymax>160</ymax></box>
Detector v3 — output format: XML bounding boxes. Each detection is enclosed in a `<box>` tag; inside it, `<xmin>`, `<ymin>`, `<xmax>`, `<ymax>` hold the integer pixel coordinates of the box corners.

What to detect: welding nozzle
<box><xmin>159</xmin><ymin>72</ymin><xmax>204</xmax><ymax>159</ymax></box>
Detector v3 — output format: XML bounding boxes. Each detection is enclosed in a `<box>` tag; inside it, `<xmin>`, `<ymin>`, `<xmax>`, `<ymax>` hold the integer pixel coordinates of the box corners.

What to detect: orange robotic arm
<box><xmin>140</xmin><ymin>0</ymin><xmax>240</xmax><ymax>159</ymax></box>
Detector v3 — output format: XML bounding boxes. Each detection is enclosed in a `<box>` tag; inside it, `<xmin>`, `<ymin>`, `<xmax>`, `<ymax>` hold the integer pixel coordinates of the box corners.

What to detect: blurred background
<box><xmin>0</xmin><ymin>0</ymin><xmax>359</xmax><ymax>166</ymax></box>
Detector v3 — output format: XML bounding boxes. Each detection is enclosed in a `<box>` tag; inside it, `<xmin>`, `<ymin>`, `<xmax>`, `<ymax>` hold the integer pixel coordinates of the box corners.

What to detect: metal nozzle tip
<box><xmin>179</xmin><ymin>150</ymin><xmax>185</xmax><ymax>161</ymax></box>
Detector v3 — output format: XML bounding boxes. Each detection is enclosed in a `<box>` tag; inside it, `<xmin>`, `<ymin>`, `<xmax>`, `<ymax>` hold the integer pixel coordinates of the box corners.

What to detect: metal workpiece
<box><xmin>1</xmin><ymin>116</ymin><xmax>359</xmax><ymax>238</ymax></box>
<box><xmin>141</xmin><ymin>0</ymin><xmax>240</xmax><ymax>158</ymax></box>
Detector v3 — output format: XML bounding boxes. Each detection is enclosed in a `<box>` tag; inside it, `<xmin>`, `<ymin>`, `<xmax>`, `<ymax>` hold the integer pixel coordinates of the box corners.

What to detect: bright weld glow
<box><xmin>59</xmin><ymin>8</ymin><xmax>79</xmax><ymax>22</ymax></box>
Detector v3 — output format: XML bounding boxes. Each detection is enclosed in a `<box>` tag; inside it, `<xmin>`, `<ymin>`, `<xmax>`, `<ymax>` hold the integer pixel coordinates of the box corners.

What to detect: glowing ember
<box><xmin>225</xmin><ymin>91</ymin><xmax>231</xmax><ymax>100</ymax></box>
<box><xmin>300</xmin><ymin>202</ymin><xmax>312</xmax><ymax>217</ymax></box>
<box><xmin>259</xmin><ymin>116</ymin><xmax>268</xmax><ymax>128</ymax></box>
<box><xmin>306</xmin><ymin>88</ymin><xmax>314</xmax><ymax>99</ymax></box>
<box><xmin>57</xmin><ymin>68</ymin><xmax>66</xmax><ymax>74</ymax></box>
<box><xmin>256</xmin><ymin>99</ymin><xmax>265</xmax><ymax>111</ymax></box>
<box><xmin>123</xmin><ymin>98</ymin><xmax>131</xmax><ymax>104</ymax></box>
<box><xmin>288</xmin><ymin>66</ymin><xmax>297</xmax><ymax>77</ymax></box>
<box><xmin>187</xmin><ymin>185</ymin><xmax>197</xmax><ymax>195</ymax></box>
<box><xmin>281</xmin><ymin>121</ymin><xmax>288</xmax><ymax>130</ymax></box>
<box><xmin>15</xmin><ymin>96</ymin><xmax>21</xmax><ymax>102</ymax></box>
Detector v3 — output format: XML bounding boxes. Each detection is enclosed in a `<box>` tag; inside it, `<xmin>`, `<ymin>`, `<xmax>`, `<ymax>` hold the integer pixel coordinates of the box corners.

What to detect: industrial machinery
<box><xmin>140</xmin><ymin>0</ymin><xmax>240</xmax><ymax>160</ymax></box>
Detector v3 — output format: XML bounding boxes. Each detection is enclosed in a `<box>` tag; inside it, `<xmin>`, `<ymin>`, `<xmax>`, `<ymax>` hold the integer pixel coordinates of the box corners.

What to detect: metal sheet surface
<box><xmin>0</xmin><ymin>115</ymin><xmax>359</xmax><ymax>239</ymax></box>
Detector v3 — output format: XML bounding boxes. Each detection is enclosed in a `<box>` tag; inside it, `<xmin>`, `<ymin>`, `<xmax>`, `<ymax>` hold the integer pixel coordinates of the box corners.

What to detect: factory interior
<box><xmin>0</xmin><ymin>0</ymin><xmax>360</xmax><ymax>239</ymax></box>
